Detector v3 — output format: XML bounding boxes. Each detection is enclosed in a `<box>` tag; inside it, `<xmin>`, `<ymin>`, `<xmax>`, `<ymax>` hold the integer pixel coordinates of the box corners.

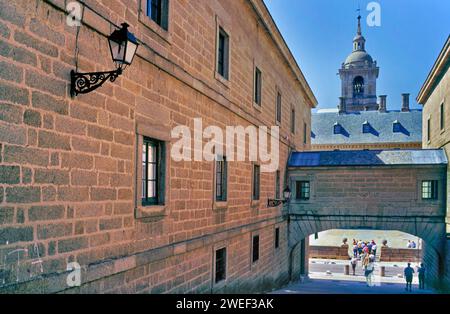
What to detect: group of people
<box><xmin>350</xmin><ymin>243</ymin><xmax>376</xmax><ymax>287</ymax></box>
<box><xmin>352</xmin><ymin>239</ymin><xmax>377</xmax><ymax>258</ymax></box>
<box><xmin>404</xmin><ymin>263</ymin><xmax>426</xmax><ymax>291</ymax></box>
<box><xmin>406</xmin><ymin>240</ymin><xmax>417</xmax><ymax>249</ymax></box>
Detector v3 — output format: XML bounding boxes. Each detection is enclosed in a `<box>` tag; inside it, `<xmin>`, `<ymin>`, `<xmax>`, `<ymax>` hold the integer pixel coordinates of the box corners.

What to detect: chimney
<box><xmin>338</xmin><ymin>97</ymin><xmax>346</xmax><ymax>114</ymax></box>
<box><xmin>378</xmin><ymin>95</ymin><xmax>387</xmax><ymax>112</ymax></box>
<box><xmin>401</xmin><ymin>93</ymin><xmax>410</xmax><ymax>112</ymax></box>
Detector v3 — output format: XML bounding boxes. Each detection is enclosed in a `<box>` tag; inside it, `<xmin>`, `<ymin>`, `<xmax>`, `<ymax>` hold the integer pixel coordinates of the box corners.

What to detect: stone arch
<box><xmin>287</xmin><ymin>215</ymin><xmax>447</xmax><ymax>289</ymax></box>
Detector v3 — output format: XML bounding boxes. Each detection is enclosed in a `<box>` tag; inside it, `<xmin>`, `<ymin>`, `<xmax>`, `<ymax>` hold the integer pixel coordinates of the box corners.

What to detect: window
<box><xmin>296</xmin><ymin>181</ymin><xmax>310</xmax><ymax>201</ymax></box>
<box><xmin>393</xmin><ymin>120</ymin><xmax>402</xmax><ymax>133</ymax></box>
<box><xmin>363</xmin><ymin>121</ymin><xmax>371</xmax><ymax>133</ymax></box>
<box><xmin>427</xmin><ymin>118</ymin><xmax>431</xmax><ymax>142</ymax></box>
<box><xmin>142</xmin><ymin>137</ymin><xmax>165</xmax><ymax>206</ymax></box>
<box><xmin>217</xmin><ymin>27</ymin><xmax>229</xmax><ymax>79</ymax></box>
<box><xmin>333</xmin><ymin>123</ymin><xmax>342</xmax><ymax>135</ymax></box>
<box><xmin>303</xmin><ymin>122</ymin><xmax>307</xmax><ymax>144</ymax></box>
<box><xmin>252</xmin><ymin>235</ymin><xmax>259</xmax><ymax>263</ymax></box>
<box><xmin>274</xmin><ymin>227</ymin><xmax>280</xmax><ymax>249</ymax></box>
<box><xmin>215</xmin><ymin>247</ymin><xmax>227</xmax><ymax>283</ymax></box>
<box><xmin>422</xmin><ymin>180</ymin><xmax>438</xmax><ymax>200</ymax></box>
<box><xmin>291</xmin><ymin>108</ymin><xmax>295</xmax><ymax>134</ymax></box>
<box><xmin>276</xmin><ymin>92</ymin><xmax>282</xmax><ymax>123</ymax></box>
<box><xmin>215</xmin><ymin>156</ymin><xmax>227</xmax><ymax>202</ymax></box>
<box><xmin>353</xmin><ymin>76</ymin><xmax>364</xmax><ymax>97</ymax></box>
<box><xmin>254</xmin><ymin>67</ymin><xmax>262</xmax><ymax>105</ymax></box>
<box><xmin>441</xmin><ymin>103</ymin><xmax>445</xmax><ymax>130</ymax></box>
<box><xmin>252</xmin><ymin>165</ymin><xmax>260</xmax><ymax>200</ymax></box>
<box><xmin>146</xmin><ymin>0</ymin><xmax>169</xmax><ymax>30</ymax></box>
<box><xmin>275</xmin><ymin>170</ymin><xmax>280</xmax><ymax>199</ymax></box>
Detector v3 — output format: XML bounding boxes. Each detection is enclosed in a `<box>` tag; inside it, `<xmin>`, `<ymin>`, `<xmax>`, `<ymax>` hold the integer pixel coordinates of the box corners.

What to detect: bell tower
<box><xmin>338</xmin><ymin>15</ymin><xmax>379</xmax><ymax>113</ymax></box>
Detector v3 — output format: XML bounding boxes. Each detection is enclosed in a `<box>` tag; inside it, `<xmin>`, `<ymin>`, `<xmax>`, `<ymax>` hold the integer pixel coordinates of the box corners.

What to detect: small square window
<box><xmin>215</xmin><ymin>247</ymin><xmax>227</xmax><ymax>283</ymax></box>
<box><xmin>422</xmin><ymin>180</ymin><xmax>438</xmax><ymax>200</ymax></box>
<box><xmin>296</xmin><ymin>181</ymin><xmax>310</xmax><ymax>201</ymax></box>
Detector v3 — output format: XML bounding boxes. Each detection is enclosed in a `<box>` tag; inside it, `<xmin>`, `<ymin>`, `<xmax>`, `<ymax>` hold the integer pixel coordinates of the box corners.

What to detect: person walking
<box><xmin>417</xmin><ymin>263</ymin><xmax>426</xmax><ymax>290</ymax></box>
<box><xmin>365</xmin><ymin>260</ymin><xmax>375</xmax><ymax>287</ymax></box>
<box><xmin>404</xmin><ymin>263</ymin><xmax>415</xmax><ymax>292</ymax></box>
<box><xmin>351</xmin><ymin>256</ymin><xmax>358</xmax><ymax>276</ymax></box>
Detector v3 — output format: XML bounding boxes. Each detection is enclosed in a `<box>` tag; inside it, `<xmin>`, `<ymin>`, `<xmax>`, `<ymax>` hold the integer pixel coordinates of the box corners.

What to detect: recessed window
<box><xmin>441</xmin><ymin>103</ymin><xmax>445</xmax><ymax>130</ymax></box>
<box><xmin>274</xmin><ymin>227</ymin><xmax>280</xmax><ymax>249</ymax></box>
<box><xmin>333</xmin><ymin>123</ymin><xmax>342</xmax><ymax>135</ymax></box>
<box><xmin>422</xmin><ymin>180</ymin><xmax>438</xmax><ymax>200</ymax></box>
<box><xmin>275</xmin><ymin>170</ymin><xmax>280</xmax><ymax>199</ymax></box>
<box><xmin>215</xmin><ymin>247</ymin><xmax>227</xmax><ymax>283</ymax></box>
<box><xmin>142</xmin><ymin>137</ymin><xmax>165</xmax><ymax>206</ymax></box>
<box><xmin>304</xmin><ymin>122</ymin><xmax>307</xmax><ymax>144</ymax></box>
<box><xmin>291</xmin><ymin>108</ymin><xmax>295</xmax><ymax>134</ymax></box>
<box><xmin>254</xmin><ymin>67</ymin><xmax>262</xmax><ymax>106</ymax></box>
<box><xmin>217</xmin><ymin>27</ymin><xmax>229</xmax><ymax>79</ymax></box>
<box><xmin>296</xmin><ymin>181</ymin><xmax>310</xmax><ymax>201</ymax></box>
<box><xmin>427</xmin><ymin>118</ymin><xmax>431</xmax><ymax>142</ymax></box>
<box><xmin>393</xmin><ymin>120</ymin><xmax>402</xmax><ymax>133</ymax></box>
<box><xmin>215</xmin><ymin>156</ymin><xmax>227</xmax><ymax>202</ymax></box>
<box><xmin>252</xmin><ymin>235</ymin><xmax>260</xmax><ymax>263</ymax></box>
<box><xmin>146</xmin><ymin>0</ymin><xmax>169</xmax><ymax>30</ymax></box>
<box><xmin>362</xmin><ymin>121</ymin><xmax>371</xmax><ymax>133</ymax></box>
<box><xmin>252</xmin><ymin>164</ymin><xmax>260</xmax><ymax>200</ymax></box>
<box><xmin>276</xmin><ymin>92</ymin><xmax>282</xmax><ymax>124</ymax></box>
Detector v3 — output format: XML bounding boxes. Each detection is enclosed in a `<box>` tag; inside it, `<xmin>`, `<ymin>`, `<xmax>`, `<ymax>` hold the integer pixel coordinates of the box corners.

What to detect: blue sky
<box><xmin>264</xmin><ymin>0</ymin><xmax>450</xmax><ymax>111</ymax></box>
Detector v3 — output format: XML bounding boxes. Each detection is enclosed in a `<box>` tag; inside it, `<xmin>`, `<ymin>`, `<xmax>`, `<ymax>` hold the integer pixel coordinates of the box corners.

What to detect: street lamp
<box><xmin>70</xmin><ymin>23</ymin><xmax>139</xmax><ymax>97</ymax></box>
<box><xmin>267</xmin><ymin>186</ymin><xmax>291</xmax><ymax>207</ymax></box>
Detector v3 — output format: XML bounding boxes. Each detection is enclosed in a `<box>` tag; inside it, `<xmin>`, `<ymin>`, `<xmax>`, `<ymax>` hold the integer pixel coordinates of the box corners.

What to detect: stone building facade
<box><xmin>417</xmin><ymin>35</ymin><xmax>450</xmax><ymax>287</ymax></box>
<box><xmin>0</xmin><ymin>0</ymin><xmax>316</xmax><ymax>293</ymax></box>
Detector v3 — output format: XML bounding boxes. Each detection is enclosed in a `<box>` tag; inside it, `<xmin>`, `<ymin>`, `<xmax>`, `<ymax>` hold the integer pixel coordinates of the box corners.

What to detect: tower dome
<box><xmin>343</xmin><ymin>15</ymin><xmax>374</xmax><ymax>68</ymax></box>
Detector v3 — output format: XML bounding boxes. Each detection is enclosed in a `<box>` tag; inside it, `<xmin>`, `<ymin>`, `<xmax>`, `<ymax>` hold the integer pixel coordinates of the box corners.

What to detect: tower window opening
<box><xmin>353</xmin><ymin>76</ymin><xmax>364</xmax><ymax>97</ymax></box>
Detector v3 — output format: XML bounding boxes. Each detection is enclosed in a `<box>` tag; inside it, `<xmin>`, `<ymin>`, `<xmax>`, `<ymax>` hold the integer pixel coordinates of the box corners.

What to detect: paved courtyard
<box><xmin>273</xmin><ymin>276</ymin><xmax>435</xmax><ymax>294</ymax></box>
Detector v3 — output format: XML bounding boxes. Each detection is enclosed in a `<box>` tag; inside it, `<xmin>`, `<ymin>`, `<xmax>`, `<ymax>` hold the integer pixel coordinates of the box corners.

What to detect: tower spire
<box><xmin>357</xmin><ymin>14</ymin><xmax>362</xmax><ymax>35</ymax></box>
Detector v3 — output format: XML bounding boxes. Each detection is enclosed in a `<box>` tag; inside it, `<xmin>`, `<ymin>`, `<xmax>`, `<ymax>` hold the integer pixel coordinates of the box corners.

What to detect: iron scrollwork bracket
<box><xmin>70</xmin><ymin>68</ymin><xmax>123</xmax><ymax>97</ymax></box>
<box><xmin>267</xmin><ymin>199</ymin><xmax>284</xmax><ymax>208</ymax></box>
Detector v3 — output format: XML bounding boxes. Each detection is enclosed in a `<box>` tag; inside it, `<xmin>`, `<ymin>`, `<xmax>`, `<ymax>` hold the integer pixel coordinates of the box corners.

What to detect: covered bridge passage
<box><xmin>285</xmin><ymin>149</ymin><xmax>450</xmax><ymax>290</ymax></box>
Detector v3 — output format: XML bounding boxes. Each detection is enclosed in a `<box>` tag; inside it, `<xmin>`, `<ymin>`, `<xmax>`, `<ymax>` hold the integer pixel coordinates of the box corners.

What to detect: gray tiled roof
<box><xmin>288</xmin><ymin>149</ymin><xmax>448</xmax><ymax>167</ymax></box>
<box><xmin>311</xmin><ymin>110</ymin><xmax>422</xmax><ymax>145</ymax></box>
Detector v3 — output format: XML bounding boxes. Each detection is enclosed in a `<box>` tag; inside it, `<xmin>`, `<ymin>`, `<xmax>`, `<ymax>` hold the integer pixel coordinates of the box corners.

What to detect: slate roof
<box><xmin>311</xmin><ymin>110</ymin><xmax>422</xmax><ymax>145</ymax></box>
<box><xmin>288</xmin><ymin>149</ymin><xmax>448</xmax><ymax>167</ymax></box>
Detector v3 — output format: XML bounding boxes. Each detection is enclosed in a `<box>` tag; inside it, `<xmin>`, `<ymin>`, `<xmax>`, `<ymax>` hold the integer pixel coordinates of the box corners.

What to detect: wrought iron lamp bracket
<box><xmin>70</xmin><ymin>68</ymin><xmax>122</xmax><ymax>97</ymax></box>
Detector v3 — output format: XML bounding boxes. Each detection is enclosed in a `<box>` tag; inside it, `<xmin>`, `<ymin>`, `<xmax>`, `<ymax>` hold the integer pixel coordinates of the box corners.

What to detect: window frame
<box><xmin>135</xmin><ymin>121</ymin><xmax>171</xmax><ymax>219</ymax></box>
<box><xmin>216</xmin><ymin>26</ymin><xmax>230</xmax><ymax>80</ymax></box>
<box><xmin>440</xmin><ymin>103</ymin><xmax>445</xmax><ymax>131</ymax></box>
<box><xmin>254</xmin><ymin>66</ymin><xmax>262</xmax><ymax>106</ymax></box>
<box><xmin>215</xmin><ymin>156</ymin><xmax>228</xmax><ymax>202</ymax></box>
<box><xmin>214</xmin><ymin>247</ymin><xmax>227</xmax><ymax>284</ymax></box>
<box><xmin>252</xmin><ymin>164</ymin><xmax>260</xmax><ymax>201</ymax></box>
<box><xmin>145</xmin><ymin>0</ymin><xmax>169</xmax><ymax>31</ymax></box>
<box><xmin>427</xmin><ymin>117</ymin><xmax>431</xmax><ymax>142</ymax></box>
<box><xmin>276</xmin><ymin>91</ymin><xmax>282</xmax><ymax>124</ymax></box>
<box><xmin>141</xmin><ymin>137</ymin><xmax>165</xmax><ymax>206</ymax></box>
<box><xmin>274</xmin><ymin>227</ymin><xmax>280</xmax><ymax>249</ymax></box>
<box><xmin>252</xmin><ymin>234</ymin><xmax>260</xmax><ymax>263</ymax></box>
<box><xmin>296</xmin><ymin>181</ymin><xmax>310</xmax><ymax>201</ymax></box>
<box><xmin>291</xmin><ymin>107</ymin><xmax>295</xmax><ymax>134</ymax></box>
<box><xmin>421</xmin><ymin>180</ymin><xmax>438</xmax><ymax>200</ymax></box>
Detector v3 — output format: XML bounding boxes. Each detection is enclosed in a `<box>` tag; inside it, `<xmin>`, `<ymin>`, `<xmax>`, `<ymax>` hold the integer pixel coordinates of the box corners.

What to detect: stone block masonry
<box><xmin>0</xmin><ymin>0</ymin><xmax>315</xmax><ymax>293</ymax></box>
